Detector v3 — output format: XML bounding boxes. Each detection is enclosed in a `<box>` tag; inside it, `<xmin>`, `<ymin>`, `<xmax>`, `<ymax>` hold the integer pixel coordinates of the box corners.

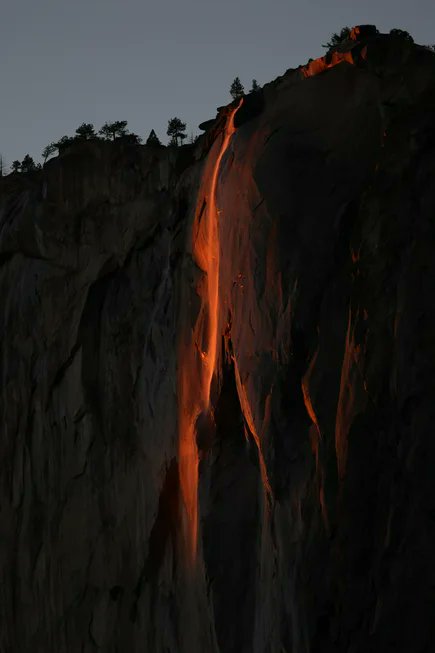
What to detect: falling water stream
<box><xmin>178</xmin><ymin>99</ymin><xmax>243</xmax><ymax>563</ymax></box>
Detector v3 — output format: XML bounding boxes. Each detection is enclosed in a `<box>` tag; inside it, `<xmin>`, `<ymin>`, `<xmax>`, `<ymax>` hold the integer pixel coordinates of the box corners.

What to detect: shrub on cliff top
<box><xmin>75</xmin><ymin>122</ymin><xmax>97</xmax><ymax>139</ymax></box>
<box><xmin>322</xmin><ymin>27</ymin><xmax>351</xmax><ymax>50</ymax></box>
<box><xmin>117</xmin><ymin>133</ymin><xmax>143</xmax><ymax>144</ymax></box>
<box><xmin>389</xmin><ymin>28</ymin><xmax>414</xmax><ymax>44</ymax></box>
<box><xmin>53</xmin><ymin>135</ymin><xmax>77</xmax><ymax>154</ymax></box>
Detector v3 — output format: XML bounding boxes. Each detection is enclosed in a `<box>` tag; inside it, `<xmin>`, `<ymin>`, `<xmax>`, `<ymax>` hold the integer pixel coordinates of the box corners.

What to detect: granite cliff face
<box><xmin>1</xmin><ymin>30</ymin><xmax>435</xmax><ymax>652</ymax></box>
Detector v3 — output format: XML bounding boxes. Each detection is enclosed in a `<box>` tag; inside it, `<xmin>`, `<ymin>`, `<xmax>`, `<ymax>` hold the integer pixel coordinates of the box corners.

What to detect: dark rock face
<box><xmin>1</xmin><ymin>33</ymin><xmax>435</xmax><ymax>652</ymax></box>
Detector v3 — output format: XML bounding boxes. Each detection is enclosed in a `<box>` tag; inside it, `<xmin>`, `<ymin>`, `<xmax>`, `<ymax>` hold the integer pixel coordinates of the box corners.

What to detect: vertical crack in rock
<box><xmin>202</xmin><ymin>355</ymin><xmax>260</xmax><ymax>653</ymax></box>
<box><xmin>232</xmin><ymin>355</ymin><xmax>273</xmax><ymax>504</ymax></box>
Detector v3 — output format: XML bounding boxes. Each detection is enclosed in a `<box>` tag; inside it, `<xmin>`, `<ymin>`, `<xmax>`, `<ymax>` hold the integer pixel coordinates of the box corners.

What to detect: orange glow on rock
<box><xmin>302</xmin><ymin>350</ymin><xmax>329</xmax><ymax>529</ymax></box>
<box><xmin>302</xmin><ymin>385</ymin><xmax>318</xmax><ymax>433</ymax></box>
<box><xmin>301</xmin><ymin>350</ymin><xmax>320</xmax><ymax>438</ymax></box>
<box><xmin>233</xmin><ymin>358</ymin><xmax>273</xmax><ymax>503</ymax></box>
<box><xmin>335</xmin><ymin>311</ymin><xmax>355</xmax><ymax>479</ymax></box>
<box><xmin>178</xmin><ymin>99</ymin><xmax>243</xmax><ymax>564</ymax></box>
<box><xmin>351</xmin><ymin>247</ymin><xmax>360</xmax><ymax>263</ymax></box>
<box><xmin>335</xmin><ymin>308</ymin><xmax>367</xmax><ymax>479</ymax></box>
<box><xmin>350</xmin><ymin>26</ymin><xmax>361</xmax><ymax>41</ymax></box>
<box><xmin>301</xmin><ymin>51</ymin><xmax>354</xmax><ymax>78</ymax></box>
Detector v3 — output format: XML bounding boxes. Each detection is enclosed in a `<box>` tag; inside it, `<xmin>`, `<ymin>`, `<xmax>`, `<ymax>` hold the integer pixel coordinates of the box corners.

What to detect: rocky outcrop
<box><xmin>1</xmin><ymin>29</ymin><xmax>435</xmax><ymax>653</ymax></box>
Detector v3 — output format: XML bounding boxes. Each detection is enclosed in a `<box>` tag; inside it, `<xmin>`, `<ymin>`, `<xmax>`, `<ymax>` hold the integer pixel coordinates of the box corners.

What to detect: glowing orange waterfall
<box><xmin>178</xmin><ymin>99</ymin><xmax>243</xmax><ymax>564</ymax></box>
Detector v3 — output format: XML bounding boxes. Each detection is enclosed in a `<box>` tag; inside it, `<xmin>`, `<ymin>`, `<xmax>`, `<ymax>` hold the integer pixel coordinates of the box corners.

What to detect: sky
<box><xmin>1</xmin><ymin>0</ymin><xmax>434</xmax><ymax>167</ymax></box>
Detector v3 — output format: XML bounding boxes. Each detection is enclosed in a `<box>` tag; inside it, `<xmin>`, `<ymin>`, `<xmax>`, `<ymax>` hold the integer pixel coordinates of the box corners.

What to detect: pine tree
<box><xmin>99</xmin><ymin>120</ymin><xmax>129</xmax><ymax>141</ymax></box>
<box><xmin>11</xmin><ymin>160</ymin><xmax>21</xmax><ymax>173</ymax></box>
<box><xmin>146</xmin><ymin>129</ymin><xmax>161</xmax><ymax>146</ymax></box>
<box><xmin>42</xmin><ymin>143</ymin><xmax>57</xmax><ymax>163</ymax></box>
<box><xmin>251</xmin><ymin>79</ymin><xmax>260</xmax><ymax>92</ymax></box>
<box><xmin>167</xmin><ymin>118</ymin><xmax>187</xmax><ymax>146</ymax></box>
<box><xmin>75</xmin><ymin>122</ymin><xmax>96</xmax><ymax>139</ymax></box>
<box><xmin>21</xmin><ymin>154</ymin><xmax>37</xmax><ymax>173</ymax></box>
<box><xmin>230</xmin><ymin>77</ymin><xmax>244</xmax><ymax>100</ymax></box>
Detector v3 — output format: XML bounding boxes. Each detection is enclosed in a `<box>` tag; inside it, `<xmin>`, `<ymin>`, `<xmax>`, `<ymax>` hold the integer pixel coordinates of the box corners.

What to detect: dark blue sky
<box><xmin>1</xmin><ymin>0</ymin><xmax>434</xmax><ymax>167</ymax></box>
